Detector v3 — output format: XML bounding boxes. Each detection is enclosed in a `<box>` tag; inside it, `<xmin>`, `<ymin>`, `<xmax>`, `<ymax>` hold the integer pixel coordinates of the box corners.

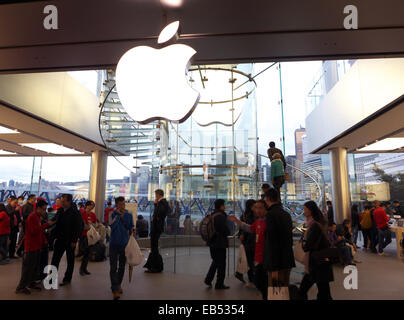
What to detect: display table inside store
<box><xmin>389</xmin><ymin>225</ymin><xmax>404</xmax><ymax>260</ymax></box>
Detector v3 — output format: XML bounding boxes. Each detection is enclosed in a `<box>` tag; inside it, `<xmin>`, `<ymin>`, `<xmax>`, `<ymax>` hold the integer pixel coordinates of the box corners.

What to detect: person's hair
<box><xmin>28</xmin><ymin>194</ymin><xmax>36</xmax><ymax>200</ymax></box>
<box><xmin>304</xmin><ymin>200</ymin><xmax>326</xmax><ymax>224</ymax></box>
<box><xmin>328</xmin><ymin>222</ymin><xmax>336</xmax><ymax>227</ymax></box>
<box><xmin>342</xmin><ymin>219</ymin><xmax>351</xmax><ymax>226</ymax></box>
<box><xmin>261</xmin><ymin>183</ymin><xmax>270</xmax><ymax>191</ymax></box>
<box><xmin>85</xmin><ymin>200</ymin><xmax>95</xmax><ymax>208</ymax></box>
<box><xmin>115</xmin><ymin>196</ymin><xmax>125</xmax><ymax>204</ymax></box>
<box><xmin>380</xmin><ymin>202</ymin><xmax>387</xmax><ymax>208</ymax></box>
<box><xmin>255</xmin><ymin>199</ymin><xmax>266</xmax><ymax>206</ymax></box>
<box><xmin>37</xmin><ymin>199</ymin><xmax>48</xmax><ymax>209</ymax></box>
<box><xmin>272</xmin><ymin>153</ymin><xmax>281</xmax><ymax>160</ymax></box>
<box><xmin>17</xmin><ymin>196</ymin><xmax>24</xmax><ymax>201</ymax></box>
<box><xmin>245</xmin><ymin>199</ymin><xmax>256</xmax><ymax>212</ymax></box>
<box><xmin>107</xmin><ymin>201</ymin><xmax>112</xmax><ymax>206</ymax></box>
<box><xmin>264</xmin><ymin>188</ymin><xmax>280</xmax><ymax>203</ymax></box>
<box><xmin>0</xmin><ymin>203</ymin><xmax>6</xmax><ymax>212</ymax></box>
<box><xmin>393</xmin><ymin>200</ymin><xmax>400</xmax><ymax>204</ymax></box>
<box><xmin>62</xmin><ymin>194</ymin><xmax>73</xmax><ymax>203</ymax></box>
<box><xmin>138</xmin><ymin>215</ymin><xmax>143</xmax><ymax>220</ymax></box>
<box><xmin>326</xmin><ymin>200</ymin><xmax>332</xmax><ymax>206</ymax></box>
<box><xmin>269</xmin><ymin>141</ymin><xmax>275</xmax><ymax>148</ymax></box>
<box><xmin>155</xmin><ymin>189</ymin><xmax>164</xmax><ymax>197</ymax></box>
<box><xmin>8</xmin><ymin>196</ymin><xmax>17</xmax><ymax>201</ymax></box>
<box><xmin>56</xmin><ymin>197</ymin><xmax>61</xmax><ymax>200</ymax></box>
<box><xmin>214</xmin><ymin>199</ymin><xmax>225</xmax><ymax>211</ymax></box>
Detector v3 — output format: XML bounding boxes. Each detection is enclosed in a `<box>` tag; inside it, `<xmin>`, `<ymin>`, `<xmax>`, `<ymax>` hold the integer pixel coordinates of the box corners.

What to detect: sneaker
<box><xmin>204</xmin><ymin>279</ymin><xmax>212</xmax><ymax>288</ymax></box>
<box><xmin>378</xmin><ymin>252</ymin><xmax>389</xmax><ymax>256</ymax></box>
<box><xmin>15</xmin><ymin>288</ymin><xmax>31</xmax><ymax>295</ymax></box>
<box><xmin>113</xmin><ymin>291</ymin><xmax>120</xmax><ymax>300</ymax></box>
<box><xmin>215</xmin><ymin>284</ymin><xmax>230</xmax><ymax>290</ymax></box>
<box><xmin>234</xmin><ymin>272</ymin><xmax>245</xmax><ymax>283</ymax></box>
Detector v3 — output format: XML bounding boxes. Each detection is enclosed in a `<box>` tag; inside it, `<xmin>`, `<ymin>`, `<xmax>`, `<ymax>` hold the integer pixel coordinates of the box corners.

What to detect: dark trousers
<box><xmin>36</xmin><ymin>247</ymin><xmax>49</xmax><ymax>281</ymax></box>
<box><xmin>0</xmin><ymin>234</ymin><xmax>9</xmax><ymax>260</ymax></box>
<box><xmin>16</xmin><ymin>250</ymin><xmax>40</xmax><ymax>290</ymax></box>
<box><xmin>8</xmin><ymin>227</ymin><xmax>18</xmax><ymax>258</ymax></box>
<box><xmin>254</xmin><ymin>263</ymin><xmax>268</xmax><ymax>300</ymax></box>
<box><xmin>144</xmin><ymin>230</ymin><xmax>163</xmax><ymax>271</ymax></box>
<box><xmin>362</xmin><ymin>228</ymin><xmax>371</xmax><ymax>248</ymax></box>
<box><xmin>378</xmin><ymin>228</ymin><xmax>392</xmax><ymax>253</ymax></box>
<box><xmin>51</xmin><ymin>239</ymin><xmax>75</xmax><ymax>283</ymax></box>
<box><xmin>109</xmin><ymin>246</ymin><xmax>126</xmax><ymax>293</ymax></box>
<box><xmin>273</xmin><ymin>176</ymin><xmax>285</xmax><ymax>198</ymax></box>
<box><xmin>80</xmin><ymin>236</ymin><xmax>90</xmax><ymax>272</ymax></box>
<box><xmin>244</xmin><ymin>244</ymin><xmax>255</xmax><ymax>283</ymax></box>
<box><xmin>370</xmin><ymin>228</ymin><xmax>378</xmax><ymax>252</ymax></box>
<box><xmin>299</xmin><ymin>273</ymin><xmax>332</xmax><ymax>300</ymax></box>
<box><xmin>205</xmin><ymin>247</ymin><xmax>226</xmax><ymax>286</ymax></box>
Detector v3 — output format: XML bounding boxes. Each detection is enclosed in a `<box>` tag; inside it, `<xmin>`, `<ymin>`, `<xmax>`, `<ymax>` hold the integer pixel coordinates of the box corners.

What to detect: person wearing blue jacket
<box><xmin>108</xmin><ymin>196</ymin><xmax>134</xmax><ymax>300</ymax></box>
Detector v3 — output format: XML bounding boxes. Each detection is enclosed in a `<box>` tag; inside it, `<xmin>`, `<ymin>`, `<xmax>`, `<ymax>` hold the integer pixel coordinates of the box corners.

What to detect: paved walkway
<box><xmin>0</xmin><ymin>241</ymin><xmax>403</xmax><ymax>300</ymax></box>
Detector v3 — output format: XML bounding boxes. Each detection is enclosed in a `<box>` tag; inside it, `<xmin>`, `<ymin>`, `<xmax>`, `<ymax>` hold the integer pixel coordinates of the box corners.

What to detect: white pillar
<box><xmin>329</xmin><ymin>147</ymin><xmax>351</xmax><ymax>224</ymax></box>
<box><xmin>89</xmin><ymin>150</ymin><xmax>108</xmax><ymax>221</ymax></box>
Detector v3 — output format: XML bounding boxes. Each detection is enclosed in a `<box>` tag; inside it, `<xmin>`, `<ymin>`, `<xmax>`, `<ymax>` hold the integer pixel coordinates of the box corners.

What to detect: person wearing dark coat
<box><xmin>299</xmin><ymin>200</ymin><xmax>334</xmax><ymax>300</ymax></box>
<box><xmin>50</xmin><ymin>194</ymin><xmax>83</xmax><ymax>286</ymax></box>
<box><xmin>262</xmin><ymin>188</ymin><xmax>295</xmax><ymax>287</ymax></box>
<box><xmin>326</xmin><ymin>201</ymin><xmax>334</xmax><ymax>224</ymax></box>
<box><xmin>204</xmin><ymin>199</ymin><xmax>231</xmax><ymax>290</ymax></box>
<box><xmin>267</xmin><ymin>141</ymin><xmax>286</xmax><ymax>170</ymax></box>
<box><xmin>235</xmin><ymin>199</ymin><xmax>256</xmax><ymax>284</ymax></box>
<box><xmin>351</xmin><ymin>204</ymin><xmax>360</xmax><ymax>245</ymax></box>
<box><xmin>144</xmin><ymin>189</ymin><xmax>170</xmax><ymax>273</ymax></box>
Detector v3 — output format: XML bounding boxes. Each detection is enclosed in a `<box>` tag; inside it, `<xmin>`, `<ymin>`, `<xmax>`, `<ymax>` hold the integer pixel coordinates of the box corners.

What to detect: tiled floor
<box><xmin>0</xmin><ymin>240</ymin><xmax>403</xmax><ymax>300</ymax></box>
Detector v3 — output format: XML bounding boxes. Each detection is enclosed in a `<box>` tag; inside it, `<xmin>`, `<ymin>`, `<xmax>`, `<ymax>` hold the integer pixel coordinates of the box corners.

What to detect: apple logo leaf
<box><xmin>158</xmin><ymin>21</ymin><xmax>180</xmax><ymax>44</ymax></box>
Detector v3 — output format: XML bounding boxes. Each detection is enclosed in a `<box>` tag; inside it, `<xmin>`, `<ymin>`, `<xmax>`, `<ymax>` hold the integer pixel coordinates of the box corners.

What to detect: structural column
<box><xmin>329</xmin><ymin>147</ymin><xmax>351</xmax><ymax>224</ymax></box>
<box><xmin>89</xmin><ymin>150</ymin><xmax>108</xmax><ymax>221</ymax></box>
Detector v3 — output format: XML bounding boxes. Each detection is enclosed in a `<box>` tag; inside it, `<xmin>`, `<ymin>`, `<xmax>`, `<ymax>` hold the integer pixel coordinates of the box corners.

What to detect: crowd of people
<box><xmin>0</xmin><ymin>173</ymin><xmax>401</xmax><ymax>300</ymax></box>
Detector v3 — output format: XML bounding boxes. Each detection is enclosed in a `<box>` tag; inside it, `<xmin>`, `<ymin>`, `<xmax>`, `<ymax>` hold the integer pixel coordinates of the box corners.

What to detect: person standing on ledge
<box><xmin>267</xmin><ymin>141</ymin><xmax>286</xmax><ymax>170</ymax></box>
<box><xmin>109</xmin><ymin>196</ymin><xmax>134</xmax><ymax>300</ymax></box>
<box><xmin>144</xmin><ymin>189</ymin><xmax>170</xmax><ymax>273</ymax></box>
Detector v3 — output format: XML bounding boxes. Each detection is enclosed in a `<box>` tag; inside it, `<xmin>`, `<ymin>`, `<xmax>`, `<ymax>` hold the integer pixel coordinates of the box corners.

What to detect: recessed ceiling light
<box><xmin>0</xmin><ymin>125</ymin><xmax>19</xmax><ymax>134</ymax></box>
<box><xmin>0</xmin><ymin>149</ymin><xmax>17</xmax><ymax>155</ymax></box>
<box><xmin>359</xmin><ymin>138</ymin><xmax>404</xmax><ymax>151</ymax></box>
<box><xmin>19</xmin><ymin>143</ymin><xmax>83</xmax><ymax>155</ymax></box>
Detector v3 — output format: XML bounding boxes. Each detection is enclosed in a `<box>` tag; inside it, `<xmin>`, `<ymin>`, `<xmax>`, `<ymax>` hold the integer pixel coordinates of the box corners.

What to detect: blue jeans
<box><xmin>109</xmin><ymin>246</ymin><xmax>126</xmax><ymax>293</ymax></box>
<box><xmin>0</xmin><ymin>234</ymin><xmax>9</xmax><ymax>260</ymax></box>
<box><xmin>378</xmin><ymin>228</ymin><xmax>392</xmax><ymax>253</ymax></box>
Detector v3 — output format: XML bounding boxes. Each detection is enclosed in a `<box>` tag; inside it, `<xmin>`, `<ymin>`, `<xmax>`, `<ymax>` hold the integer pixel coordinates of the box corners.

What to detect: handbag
<box><xmin>293</xmin><ymin>240</ymin><xmax>305</xmax><ymax>264</ymax></box>
<box><xmin>236</xmin><ymin>244</ymin><xmax>248</xmax><ymax>274</ymax></box>
<box><xmin>87</xmin><ymin>225</ymin><xmax>101</xmax><ymax>246</ymax></box>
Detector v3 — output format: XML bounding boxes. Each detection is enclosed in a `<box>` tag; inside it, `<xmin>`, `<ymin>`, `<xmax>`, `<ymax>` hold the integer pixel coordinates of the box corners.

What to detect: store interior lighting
<box><xmin>0</xmin><ymin>125</ymin><xmax>19</xmax><ymax>134</ymax></box>
<box><xmin>0</xmin><ymin>149</ymin><xmax>17</xmax><ymax>155</ymax></box>
<box><xmin>358</xmin><ymin>137</ymin><xmax>404</xmax><ymax>151</ymax></box>
<box><xmin>19</xmin><ymin>143</ymin><xmax>83</xmax><ymax>155</ymax></box>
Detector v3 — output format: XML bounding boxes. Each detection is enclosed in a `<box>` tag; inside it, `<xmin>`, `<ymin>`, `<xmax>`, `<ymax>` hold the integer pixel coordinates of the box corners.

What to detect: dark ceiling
<box><xmin>0</xmin><ymin>0</ymin><xmax>403</xmax><ymax>73</ymax></box>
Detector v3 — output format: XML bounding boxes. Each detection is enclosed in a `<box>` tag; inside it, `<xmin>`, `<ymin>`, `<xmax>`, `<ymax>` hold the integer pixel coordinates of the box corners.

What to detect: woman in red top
<box><xmin>0</xmin><ymin>203</ymin><xmax>11</xmax><ymax>264</ymax></box>
<box><xmin>79</xmin><ymin>200</ymin><xmax>98</xmax><ymax>276</ymax></box>
<box><xmin>16</xmin><ymin>199</ymin><xmax>55</xmax><ymax>294</ymax></box>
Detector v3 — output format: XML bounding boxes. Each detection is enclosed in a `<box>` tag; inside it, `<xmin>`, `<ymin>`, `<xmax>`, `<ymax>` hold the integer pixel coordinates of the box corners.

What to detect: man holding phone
<box><xmin>108</xmin><ymin>196</ymin><xmax>134</xmax><ymax>300</ymax></box>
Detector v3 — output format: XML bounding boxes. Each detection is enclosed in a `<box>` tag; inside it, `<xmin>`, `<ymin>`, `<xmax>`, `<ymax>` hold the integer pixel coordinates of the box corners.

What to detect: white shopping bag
<box><xmin>236</xmin><ymin>244</ymin><xmax>248</xmax><ymax>274</ymax></box>
<box><xmin>267</xmin><ymin>286</ymin><xmax>290</xmax><ymax>300</ymax></box>
<box><xmin>87</xmin><ymin>225</ymin><xmax>101</xmax><ymax>246</ymax></box>
<box><xmin>293</xmin><ymin>241</ymin><xmax>305</xmax><ymax>264</ymax></box>
<box><xmin>125</xmin><ymin>236</ymin><xmax>144</xmax><ymax>267</ymax></box>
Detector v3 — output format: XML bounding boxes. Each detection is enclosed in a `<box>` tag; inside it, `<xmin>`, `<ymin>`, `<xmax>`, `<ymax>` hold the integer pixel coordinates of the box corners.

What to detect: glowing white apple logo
<box><xmin>116</xmin><ymin>21</ymin><xmax>200</xmax><ymax>124</ymax></box>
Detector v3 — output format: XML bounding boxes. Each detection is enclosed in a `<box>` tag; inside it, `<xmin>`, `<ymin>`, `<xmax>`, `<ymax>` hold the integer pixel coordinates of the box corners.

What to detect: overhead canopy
<box><xmin>0</xmin><ymin>0</ymin><xmax>403</xmax><ymax>73</ymax></box>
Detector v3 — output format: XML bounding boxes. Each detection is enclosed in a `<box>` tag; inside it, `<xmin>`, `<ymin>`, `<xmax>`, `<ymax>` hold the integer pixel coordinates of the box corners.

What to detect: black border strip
<box><xmin>0</xmin><ymin>99</ymin><xmax>107</xmax><ymax>151</ymax></box>
<box><xmin>311</xmin><ymin>93</ymin><xmax>404</xmax><ymax>154</ymax></box>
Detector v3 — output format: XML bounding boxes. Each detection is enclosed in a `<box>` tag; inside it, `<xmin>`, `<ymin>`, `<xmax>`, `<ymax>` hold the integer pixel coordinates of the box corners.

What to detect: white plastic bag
<box><xmin>293</xmin><ymin>241</ymin><xmax>305</xmax><ymax>264</ymax></box>
<box><xmin>125</xmin><ymin>236</ymin><xmax>144</xmax><ymax>267</ymax></box>
<box><xmin>87</xmin><ymin>225</ymin><xmax>101</xmax><ymax>246</ymax></box>
<box><xmin>236</xmin><ymin>244</ymin><xmax>248</xmax><ymax>274</ymax></box>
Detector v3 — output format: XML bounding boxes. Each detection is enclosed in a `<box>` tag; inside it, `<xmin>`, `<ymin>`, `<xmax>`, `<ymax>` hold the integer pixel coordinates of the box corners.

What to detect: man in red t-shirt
<box><xmin>104</xmin><ymin>201</ymin><xmax>114</xmax><ymax>224</ymax></box>
<box><xmin>373</xmin><ymin>202</ymin><xmax>392</xmax><ymax>256</ymax></box>
<box><xmin>16</xmin><ymin>199</ymin><xmax>55</xmax><ymax>294</ymax></box>
<box><xmin>229</xmin><ymin>200</ymin><xmax>268</xmax><ymax>299</ymax></box>
<box><xmin>52</xmin><ymin>197</ymin><xmax>61</xmax><ymax>212</ymax></box>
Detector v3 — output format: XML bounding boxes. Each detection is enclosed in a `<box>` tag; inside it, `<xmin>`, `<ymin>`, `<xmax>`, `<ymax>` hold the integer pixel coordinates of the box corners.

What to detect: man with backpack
<box><xmin>360</xmin><ymin>203</ymin><xmax>377</xmax><ymax>253</ymax></box>
<box><xmin>204</xmin><ymin>199</ymin><xmax>231</xmax><ymax>290</ymax></box>
<box><xmin>144</xmin><ymin>189</ymin><xmax>170</xmax><ymax>273</ymax></box>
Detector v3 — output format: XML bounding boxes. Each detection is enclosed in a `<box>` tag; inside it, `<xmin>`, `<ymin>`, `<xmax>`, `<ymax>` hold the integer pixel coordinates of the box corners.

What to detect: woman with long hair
<box><xmin>298</xmin><ymin>200</ymin><xmax>333</xmax><ymax>300</ymax></box>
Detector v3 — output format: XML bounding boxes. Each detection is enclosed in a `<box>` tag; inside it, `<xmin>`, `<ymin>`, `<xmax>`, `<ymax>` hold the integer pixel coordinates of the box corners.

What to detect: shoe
<box><xmin>235</xmin><ymin>272</ymin><xmax>245</xmax><ymax>283</ymax></box>
<box><xmin>215</xmin><ymin>284</ymin><xmax>230</xmax><ymax>290</ymax></box>
<box><xmin>28</xmin><ymin>285</ymin><xmax>42</xmax><ymax>292</ymax></box>
<box><xmin>15</xmin><ymin>288</ymin><xmax>31</xmax><ymax>295</ymax></box>
<box><xmin>378</xmin><ymin>252</ymin><xmax>389</xmax><ymax>256</ymax></box>
<box><xmin>60</xmin><ymin>281</ymin><xmax>71</xmax><ymax>286</ymax></box>
<box><xmin>119</xmin><ymin>287</ymin><xmax>123</xmax><ymax>294</ymax></box>
<box><xmin>204</xmin><ymin>279</ymin><xmax>212</xmax><ymax>287</ymax></box>
<box><xmin>84</xmin><ymin>270</ymin><xmax>91</xmax><ymax>275</ymax></box>
<box><xmin>352</xmin><ymin>259</ymin><xmax>362</xmax><ymax>263</ymax></box>
<box><xmin>245</xmin><ymin>282</ymin><xmax>255</xmax><ymax>288</ymax></box>
<box><xmin>113</xmin><ymin>291</ymin><xmax>120</xmax><ymax>300</ymax></box>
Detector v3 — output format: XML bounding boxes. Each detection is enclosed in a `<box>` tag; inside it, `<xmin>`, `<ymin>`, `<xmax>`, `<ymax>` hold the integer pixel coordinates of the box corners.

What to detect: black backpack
<box><xmin>89</xmin><ymin>242</ymin><xmax>106</xmax><ymax>262</ymax></box>
<box><xmin>200</xmin><ymin>212</ymin><xmax>220</xmax><ymax>243</ymax></box>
